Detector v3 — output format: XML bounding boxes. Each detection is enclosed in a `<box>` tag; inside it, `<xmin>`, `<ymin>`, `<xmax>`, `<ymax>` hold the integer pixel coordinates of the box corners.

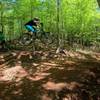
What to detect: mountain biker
<box><xmin>25</xmin><ymin>17</ymin><xmax>40</xmax><ymax>35</ymax></box>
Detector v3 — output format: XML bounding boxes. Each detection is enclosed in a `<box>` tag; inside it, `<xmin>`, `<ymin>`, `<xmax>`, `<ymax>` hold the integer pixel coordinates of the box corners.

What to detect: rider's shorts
<box><xmin>25</xmin><ymin>25</ymin><xmax>36</xmax><ymax>33</ymax></box>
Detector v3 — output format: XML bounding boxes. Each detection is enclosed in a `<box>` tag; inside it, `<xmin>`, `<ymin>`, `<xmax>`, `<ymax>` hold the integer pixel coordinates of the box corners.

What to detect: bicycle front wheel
<box><xmin>19</xmin><ymin>33</ymin><xmax>33</xmax><ymax>46</ymax></box>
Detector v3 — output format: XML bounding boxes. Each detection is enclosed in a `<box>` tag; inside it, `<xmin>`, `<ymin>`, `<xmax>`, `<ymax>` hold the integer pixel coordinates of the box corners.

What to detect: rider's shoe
<box><xmin>28</xmin><ymin>32</ymin><xmax>33</xmax><ymax>35</ymax></box>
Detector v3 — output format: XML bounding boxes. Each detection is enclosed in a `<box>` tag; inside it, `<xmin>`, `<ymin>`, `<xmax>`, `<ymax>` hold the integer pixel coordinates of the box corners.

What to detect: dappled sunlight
<box><xmin>41</xmin><ymin>94</ymin><xmax>52</xmax><ymax>100</ymax></box>
<box><xmin>90</xmin><ymin>53</ymin><xmax>100</xmax><ymax>61</ymax></box>
<box><xmin>56</xmin><ymin>60</ymin><xmax>78</xmax><ymax>71</ymax></box>
<box><xmin>41</xmin><ymin>81</ymin><xmax>83</xmax><ymax>100</ymax></box>
<box><xmin>0</xmin><ymin>65</ymin><xmax>28</xmax><ymax>82</ymax></box>
<box><xmin>11</xmin><ymin>52</ymin><xmax>17</xmax><ymax>56</ymax></box>
<box><xmin>17</xmin><ymin>51</ymin><xmax>33</xmax><ymax>60</ymax></box>
<box><xmin>43</xmin><ymin>81</ymin><xmax>67</xmax><ymax>91</ymax></box>
<box><xmin>35</xmin><ymin>61</ymin><xmax>59</xmax><ymax>73</ymax></box>
<box><xmin>27</xmin><ymin>72</ymin><xmax>51</xmax><ymax>81</ymax></box>
<box><xmin>43</xmin><ymin>81</ymin><xmax>82</xmax><ymax>91</ymax></box>
<box><xmin>0</xmin><ymin>49</ymin><xmax>100</xmax><ymax>100</ymax></box>
<box><xmin>76</xmin><ymin>50</ymin><xmax>100</xmax><ymax>60</ymax></box>
<box><xmin>64</xmin><ymin>50</ymin><xmax>86</xmax><ymax>60</ymax></box>
<box><xmin>0</xmin><ymin>0</ymin><xmax>99</xmax><ymax>99</ymax></box>
<box><xmin>76</xmin><ymin>49</ymin><xmax>93</xmax><ymax>54</ymax></box>
<box><xmin>42</xmin><ymin>62</ymin><xmax>58</xmax><ymax>66</ymax></box>
<box><xmin>0</xmin><ymin>55</ymin><xmax>4</xmax><ymax>59</ymax></box>
<box><xmin>64</xmin><ymin>60</ymin><xmax>76</xmax><ymax>66</ymax></box>
<box><xmin>32</xmin><ymin>62</ymin><xmax>39</xmax><ymax>66</ymax></box>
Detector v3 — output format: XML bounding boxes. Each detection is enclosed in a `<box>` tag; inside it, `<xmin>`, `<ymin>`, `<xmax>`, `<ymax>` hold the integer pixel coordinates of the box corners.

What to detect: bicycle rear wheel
<box><xmin>41</xmin><ymin>32</ymin><xmax>54</xmax><ymax>45</ymax></box>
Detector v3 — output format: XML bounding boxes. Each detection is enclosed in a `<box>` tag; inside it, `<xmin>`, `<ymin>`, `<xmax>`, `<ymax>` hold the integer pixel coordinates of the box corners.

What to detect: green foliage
<box><xmin>61</xmin><ymin>0</ymin><xmax>96</xmax><ymax>32</ymax></box>
<box><xmin>0</xmin><ymin>0</ymin><xmax>99</xmax><ymax>46</ymax></box>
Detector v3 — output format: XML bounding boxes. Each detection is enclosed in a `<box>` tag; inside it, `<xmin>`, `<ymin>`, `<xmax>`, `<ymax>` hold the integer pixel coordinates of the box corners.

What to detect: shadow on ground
<box><xmin>0</xmin><ymin>50</ymin><xmax>100</xmax><ymax>100</ymax></box>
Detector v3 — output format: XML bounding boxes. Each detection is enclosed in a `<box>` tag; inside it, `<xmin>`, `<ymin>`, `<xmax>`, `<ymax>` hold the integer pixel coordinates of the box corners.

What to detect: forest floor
<box><xmin>0</xmin><ymin>48</ymin><xmax>100</xmax><ymax>100</ymax></box>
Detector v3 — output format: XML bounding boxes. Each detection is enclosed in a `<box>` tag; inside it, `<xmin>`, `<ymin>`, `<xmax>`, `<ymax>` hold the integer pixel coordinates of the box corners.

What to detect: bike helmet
<box><xmin>33</xmin><ymin>17</ymin><xmax>40</xmax><ymax>22</ymax></box>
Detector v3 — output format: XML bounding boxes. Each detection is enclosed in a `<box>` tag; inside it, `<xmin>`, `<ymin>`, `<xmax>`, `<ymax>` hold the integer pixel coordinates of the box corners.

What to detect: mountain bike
<box><xmin>19</xmin><ymin>23</ymin><xmax>54</xmax><ymax>46</ymax></box>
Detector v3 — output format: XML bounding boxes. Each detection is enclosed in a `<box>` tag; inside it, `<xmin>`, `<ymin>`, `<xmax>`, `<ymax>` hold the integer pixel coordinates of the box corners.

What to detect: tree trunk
<box><xmin>97</xmin><ymin>0</ymin><xmax>100</xmax><ymax>7</ymax></box>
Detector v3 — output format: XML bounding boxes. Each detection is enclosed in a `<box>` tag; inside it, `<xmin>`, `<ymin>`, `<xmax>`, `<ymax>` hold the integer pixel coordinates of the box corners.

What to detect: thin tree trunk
<box><xmin>56</xmin><ymin>0</ymin><xmax>65</xmax><ymax>54</ymax></box>
<box><xmin>57</xmin><ymin>0</ymin><xmax>60</xmax><ymax>35</ymax></box>
<box><xmin>97</xmin><ymin>0</ymin><xmax>100</xmax><ymax>7</ymax></box>
<box><xmin>30</xmin><ymin>0</ymin><xmax>33</xmax><ymax>19</ymax></box>
<box><xmin>0</xmin><ymin>2</ymin><xmax>3</xmax><ymax>32</ymax></box>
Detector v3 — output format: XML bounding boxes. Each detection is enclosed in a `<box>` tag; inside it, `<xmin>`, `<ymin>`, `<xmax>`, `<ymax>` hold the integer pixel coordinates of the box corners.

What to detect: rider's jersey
<box><xmin>25</xmin><ymin>20</ymin><xmax>37</xmax><ymax>26</ymax></box>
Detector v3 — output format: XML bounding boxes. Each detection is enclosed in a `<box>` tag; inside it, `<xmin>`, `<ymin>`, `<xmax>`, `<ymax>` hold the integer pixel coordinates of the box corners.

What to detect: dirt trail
<box><xmin>0</xmin><ymin>50</ymin><xmax>100</xmax><ymax>100</ymax></box>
